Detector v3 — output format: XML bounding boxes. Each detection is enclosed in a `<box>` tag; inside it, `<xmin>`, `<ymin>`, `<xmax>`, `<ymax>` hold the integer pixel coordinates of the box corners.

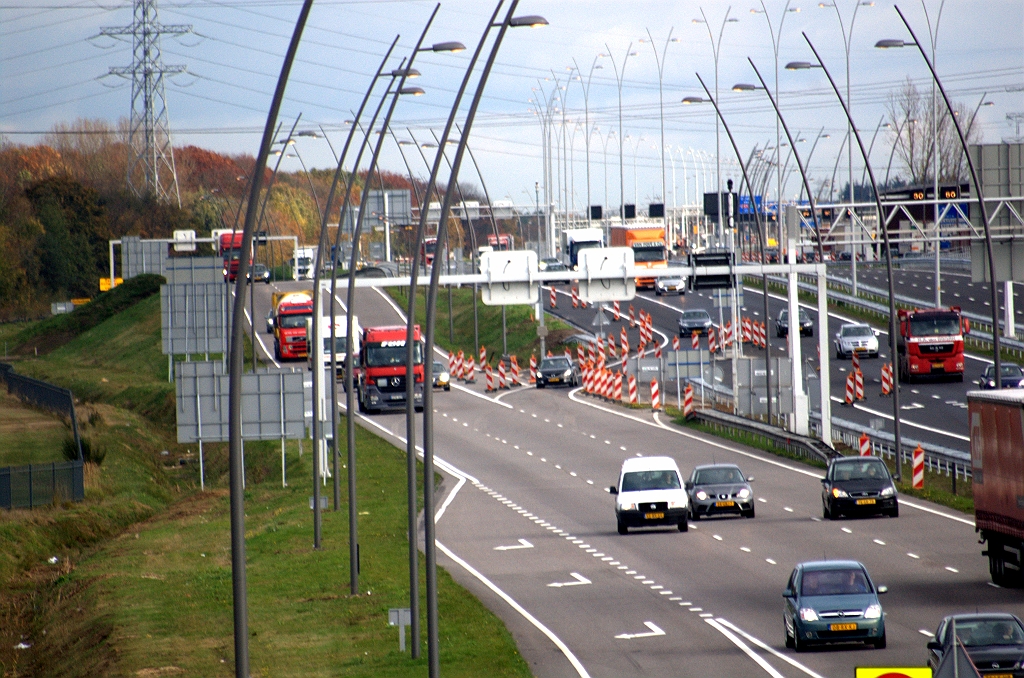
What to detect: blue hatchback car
<box><xmin>783</xmin><ymin>560</ymin><xmax>887</xmax><ymax>651</ymax></box>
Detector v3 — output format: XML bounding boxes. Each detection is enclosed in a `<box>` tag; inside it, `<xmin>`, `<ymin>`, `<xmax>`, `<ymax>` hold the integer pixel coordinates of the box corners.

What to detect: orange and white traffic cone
<box><xmin>859</xmin><ymin>432</ymin><xmax>871</xmax><ymax>457</ymax></box>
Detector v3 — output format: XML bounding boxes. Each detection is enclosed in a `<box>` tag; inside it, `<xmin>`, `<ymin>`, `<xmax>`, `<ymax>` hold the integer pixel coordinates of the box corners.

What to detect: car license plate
<box><xmin>716</xmin><ymin>501</ymin><xmax>735</xmax><ymax>507</ymax></box>
<box><xmin>986</xmin><ymin>674</ymin><xmax>1012</xmax><ymax>678</ymax></box>
<box><xmin>854</xmin><ymin>347</ymin><xmax>866</xmax><ymax>353</ymax></box>
<box><xmin>856</xmin><ymin>498</ymin><xmax>876</xmax><ymax>505</ymax></box>
<box><xmin>644</xmin><ymin>512</ymin><xmax>664</xmax><ymax>520</ymax></box>
<box><xmin>549</xmin><ymin>377</ymin><xmax>560</xmax><ymax>383</ymax></box>
<box><xmin>932</xmin><ymin>361</ymin><xmax>944</xmax><ymax>369</ymax></box>
<box><xmin>829</xmin><ymin>623</ymin><xmax>857</xmax><ymax>632</ymax></box>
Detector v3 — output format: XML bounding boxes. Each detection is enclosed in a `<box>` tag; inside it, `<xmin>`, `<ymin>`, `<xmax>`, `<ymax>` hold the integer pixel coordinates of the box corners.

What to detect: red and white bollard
<box><xmin>572</xmin><ymin>287</ymin><xmax>579</xmax><ymax>308</ymax></box>
<box><xmin>855</xmin><ymin>369</ymin><xmax>865</xmax><ymax>400</ymax></box>
<box><xmin>597</xmin><ymin>335</ymin><xmax>605</xmax><ymax>361</ymax></box>
<box><xmin>844</xmin><ymin>372</ymin><xmax>855</xmax><ymax>405</ymax></box>
<box><xmin>614</xmin><ymin>371</ymin><xmax>623</xmax><ymax>402</ymax></box>
<box><xmin>851</xmin><ymin>351</ymin><xmax>861</xmax><ymax>372</ymax></box>
<box><xmin>485</xmin><ymin>365</ymin><xmax>496</xmax><ymax>392</ymax></box>
<box><xmin>550</xmin><ymin>286</ymin><xmax>557</xmax><ymax>309</ymax></box>
<box><xmin>692</xmin><ymin>331</ymin><xmax>700</xmax><ymax>350</ymax></box>
<box><xmin>859</xmin><ymin>432</ymin><xmax>871</xmax><ymax>457</ymax></box>
<box><xmin>672</xmin><ymin>335</ymin><xmax>680</xmax><ymax>351</ymax></box>
<box><xmin>724</xmin><ymin>321</ymin><xmax>733</xmax><ymax>348</ymax></box>
<box><xmin>629</xmin><ymin>304</ymin><xmax>636</xmax><ymax>328</ymax></box>
<box><xmin>881</xmin><ymin>363</ymin><xmax>893</xmax><ymax>396</ymax></box>
<box><xmin>608</xmin><ymin>334</ymin><xmax>617</xmax><ymax>359</ymax></box>
<box><xmin>511</xmin><ymin>356</ymin><xmax>521</xmax><ymax>386</ymax></box>
<box><xmin>655</xmin><ymin>343</ymin><xmax>662</xmax><ymax>359</ymax></box>
<box><xmin>683</xmin><ymin>384</ymin><xmax>694</xmax><ymax>418</ymax></box>
<box><xmin>465</xmin><ymin>356</ymin><xmax>476</xmax><ymax>383</ymax></box>
<box><xmin>498</xmin><ymin>360</ymin><xmax>508</xmax><ymax>389</ymax></box>
<box><xmin>709</xmin><ymin>328</ymin><xmax>718</xmax><ymax>354</ymax></box>
<box><xmin>577</xmin><ymin>344</ymin><xmax>585</xmax><ymax>365</ymax></box>
<box><xmin>912</xmin><ymin>444</ymin><xmax>925</xmax><ymax>489</ymax></box>
<box><xmin>742</xmin><ymin>316</ymin><xmax>752</xmax><ymax>343</ymax></box>
<box><xmin>651</xmin><ymin>378</ymin><xmax>661</xmax><ymax>411</ymax></box>
<box><xmin>638</xmin><ymin>344</ymin><xmax>646</xmax><ymax>359</ymax></box>
<box><xmin>480</xmin><ymin>345</ymin><xmax>487</xmax><ymax>368</ymax></box>
<box><xmin>613</xmin><ymin>300</ymin><xmax>621</xmax><ymax>321</ymax></box>
<box><xmin>529</xmin><ymin>354</ymin><xmax>537</xmax><ymax>384</ymax></box>
<box><xmin>448</xmin><ymin>351</ymin><xmax>456</xmax><ymax>380</ymax></box>
<box><xmin>628</xmin><ymin>373</ymin><xmax>639</xmax><ymax>404</ymax></box>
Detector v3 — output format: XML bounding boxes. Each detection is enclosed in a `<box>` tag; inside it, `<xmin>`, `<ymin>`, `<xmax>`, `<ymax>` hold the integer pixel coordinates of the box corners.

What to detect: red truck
<box><xmin>357</xmin><ymin>325</ymin><xmax>424</xmax><ymax>414</ymax></box>
<box><xmin>968</xmin><ymin>389</ymin><xmax>1024</xmax><ymax>587</ymax></box>
<box><xmin>896</xmin><ymin>306</ymin><xmax>969</xmax><ymax>382</ymax></box>
<box><xmin>220</xmin><ymin>231</ymin><xmax>247</xmax><ymax>282</ymax></box>
<box><xmin>271</xmin><ymin>291</ymin><xmax>313</xmax><ymax>361</ymax></box>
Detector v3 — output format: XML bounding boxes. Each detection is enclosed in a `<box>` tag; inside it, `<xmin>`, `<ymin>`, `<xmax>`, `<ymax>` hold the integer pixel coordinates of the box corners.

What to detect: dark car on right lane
<box><xmin>821</xmin><ymin>456</ymin><xmax>899</xmax><ymax>520</ymax></box>
<box><xmin>535</xmin><ymin>356</ymin><xmax>580</xmax><ymax>388</ymax></box>
<box><xmin>927</xmin><ymin>613</ymin><xmax>1024</xmax><ymax>676</ymax></box>
<box><xmin>978</xmin><ymin>363</ymin><xmax>1024</xmax><ymax>390</ymax></box>
<box><xmin>678</xmin><ymin>309</ymin><xmax>713</xmax><ymax>337</ymax></box>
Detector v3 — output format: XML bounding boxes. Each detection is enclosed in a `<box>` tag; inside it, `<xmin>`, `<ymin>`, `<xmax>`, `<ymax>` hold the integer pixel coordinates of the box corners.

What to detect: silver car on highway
<box><xmin>834</xmin><ymin>323</ymin><xmax>879</xmax><ymax>359</ymax></box>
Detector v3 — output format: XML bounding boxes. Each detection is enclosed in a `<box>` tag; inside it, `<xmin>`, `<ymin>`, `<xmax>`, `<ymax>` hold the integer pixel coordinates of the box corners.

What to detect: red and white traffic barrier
<box><xmin>572</xmin><ymin>287</ymin><xmax>579</xmax><ymax>308</ymax></box>
<box><xmin>672</xmin><ymin>335</ymin><xmax>680</xmax><ymax>351</ymax></box>
<box><xmin>465</xmin><ymin>356</ymin><xmax>476</xmax><ymax>383</ymax></box>
<box><xmin>550</xmin><ymin>286</ymin><xmax>557</xmax><ymax>309</ymax></box>
<box><xmin>628</xmin><ymin>373</ymin><xmax>639</xmax><ymax>404</ymax></box>
<box><xmin>654</xmin><ymin>343</ymin><xmax>662</xmax><ymax>359</ymax></box>
<box><xmin>742</xmin><ymin>316</ymin><xmax>752</xmax><ymax>343</ymax></box>
<box><xmin>511</xmin><ymin>356</ymin><xmax>521</xmax><ymax>386</ymax></box>
<box><xmin>859</xmin><ymin>432</ymin><xmax>871</xmax><ymax>457</ymax></box>
<box><xmin>855</xmin><ymin>369</ymin><xmax>865</xmax><ymax>400</ymax></box>
<box><xmin>529</xmin><ymin>354</ymin><xmax>537</xmax><ymax>384</ymax></box>
<box><xmin>613</xmin><ymin>300</ymin><xmax>621</xmax><ymax>321</ymax></box>
<box><xmin>498</xmin><ymin>360</ymin><xmax>508</xmax><ymax>389</ymax></box>
<box><xmin>480</xmin><ymin>345</ymin><xmax>487</xmax><ymax>368</ymax></box>
<box><xmin>724</xmin><ymin>321</ymin><xmax>733</xmax><ymax>348</ymax></box>
<box><xmin>485</xmin><ymin>365</ymin><xmax>496</xmax><ymax>392</ymax></box>
<box><xmin>683</xmin><ymin>384</ymin><xmax>694</xmax><ymax>418</ymax></box>
<box><xmin>614</xmin><ymin>371</ymin><xmax>623</xmax><ymax>401</ymax></box>
<box><xmin>851</xmin><ymin>351</ymin><xmax>861</xmax><ymax>372</ymax></box>
<box><xmin>844</xmin><ymin>372</ymin><xmax>855</xmax><ymax>405</ymax></box>
<box><xmin>597</xmin><ymin>335</ymin><xmax>605</xmax><ymax>361</ymax></box>
<box><xmin>912</xmin><ymin>444</ymin><xmax>925</xmax><ymax>489</ymax></box>
<box><xmin>692</xmin><ymin>331</ymin><xmax>700</xmax><ymax>350</ymax></box>
<box><xmin>638</xmin><ymin>344</ymin><xmax>646</xmax><ymax>359</ymax></box>
<box><xmin>881</xmin><ymin>363</ymin><xmax>893</xmax><ymax>396</ymax></box>
<box><xmin>651</xmin><ymin>379</ymin><xmax>661</xmax><ymax>411</ymax></box>
<box><xmin>448</xmin><ymin>351</ymin><xmax>456</xmax><ymax>380</ymax></box>
<box><xmin>629</xmin><ymin>304</ymin><xmax>636</xmax><ymax>327</ymax></box>
<box><xmin>709</xmin><ymin>328</ymin><xmax>717</xmax><ymax>354</ymax></box>
<box><xmin>577</xmin><ymin>344</ymin><xmax>585</xmax><ymax>365</ymax></box>
<box><xmin>608</xmin><ymin>334</ymin><xmax>617</xmax><ymax>359</ymax></box>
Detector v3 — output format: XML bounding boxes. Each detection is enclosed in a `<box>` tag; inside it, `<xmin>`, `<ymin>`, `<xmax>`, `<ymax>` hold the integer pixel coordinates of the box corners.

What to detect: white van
<box><xmin>609</xmin><ymin>456</ymin><xmax>689</xmax><ymax>534</ymax></box>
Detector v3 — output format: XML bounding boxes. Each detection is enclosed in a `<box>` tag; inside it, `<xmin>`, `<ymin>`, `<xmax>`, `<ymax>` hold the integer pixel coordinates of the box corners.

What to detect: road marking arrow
<box><xmin>900</xmin><ymin>402</ymin><xmax>925</xmax><ymax>410</ymax></box>
<box><xmin>493</xmin><ymin>539</ymin><xmax>533</xmax><ymax>551</ymax></box>
<box><xmin>615</xmin><ymin>621</ymin><xmax>665</xmax><ymax>640</ymax></box>
<box><xmin>547</xmin><ymin>572</ymin><xmax>591</xmax><ymax>588</ymax></box>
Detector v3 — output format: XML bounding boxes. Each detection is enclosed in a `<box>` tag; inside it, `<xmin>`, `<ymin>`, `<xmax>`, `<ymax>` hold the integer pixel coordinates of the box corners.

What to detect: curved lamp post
<box><xmin>795</xmin><ymin>32</ymin><xmax>906</xmax><ymax>477</ymax></box>
<box><xmin>640</xmin><ymin>28</ymin><xmax>679</xmax><ymax>245</ymax></box>
<box><xmin>876</xmin><ymin>5</ymin><xmax>1002</xmax><ymax>383</ymax></box>
<box><xmin>600</xmin><ymin>43</ymin><xmax>638</xmax><ymax>221</ymax></box>
<box><xmin>570</xmin><ymin>55</ymin><xmax>603</xmax><ymax>226</ymax></box>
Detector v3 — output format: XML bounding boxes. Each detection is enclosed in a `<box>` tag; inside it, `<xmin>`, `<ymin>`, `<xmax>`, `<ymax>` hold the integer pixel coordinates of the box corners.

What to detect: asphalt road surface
<box><xmin>241</xmin><ymin>282</ymin><xmax>1024</xmax><ymax>678</ymax></box>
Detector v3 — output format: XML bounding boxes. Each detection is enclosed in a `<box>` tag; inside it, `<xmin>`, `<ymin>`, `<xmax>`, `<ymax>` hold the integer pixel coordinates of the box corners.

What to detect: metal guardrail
<box><xmin>693</xmin><ymin>407</ymin><xmax>838</xmax><ymax>466</ymax></box>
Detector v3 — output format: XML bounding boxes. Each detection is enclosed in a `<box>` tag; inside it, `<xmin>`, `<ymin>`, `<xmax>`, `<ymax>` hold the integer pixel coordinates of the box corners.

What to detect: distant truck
<box><xmin>967</xmin><ymin>388</ymin><xmax>1024</xmax><ymax>587</ymax></box>
<box><xmin>308</xmin><ymin>314</ymin><xmax>361</xmax><ymax>381</ymax></box>
<box><xmin>271</xmin><ymin>290</ymin><xmax>313</xmax><ymax>361</ymax></box>
<box><xmin>896</xmin><ymin>306</ymin><xmax>968</xmax><ymax>382</ymax></box>
<box><xmin>562</xmin><ymin>228</ymin><xmax>604</xmax><ymax>269</ymax></box>
<box><xmin>357</xmin><ymin>325</ymin><xmax>424</xmax><ymax>413</ymax></box>
<box><xmin>219</xmin><ymin>231</ymin><xmax>246</xmax><ymax>282</ymax></box>
<box><xmin>609</xmin><ymin>224</ymin><xmax>667</xmax><ymax>289</ymax></box>
<box><xmin>291</xmin><ymin>246</ymin><xmax>317</xmax><ymax>280</ymax></box>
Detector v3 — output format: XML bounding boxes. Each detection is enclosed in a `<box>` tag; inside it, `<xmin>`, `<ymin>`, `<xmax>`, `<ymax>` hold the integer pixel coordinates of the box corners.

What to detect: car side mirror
<box><xmin>876</xmin><ymin>585</ymin><xmax>888</xmax><ymax>594</ymax></box>
<box><xmin>746</xmin><ymin>476</ymin><xmax>754</xmax><ymax>482</ymax></box>
<box><xmin>927</xmin><ymin>640</ymin><xmax>942</xmax><ymax>651</ymax></box>
<box><xmin>608</xmin><ymin>486</ymin><xmax>618</xmax><ymax>495</ymax></box>
<box><xmin>783</xmin><ymin>588</ymin><xmax>794</xmax><ymax>598</ymax></box>
<box><xmin>873</xmin><ymin>329</ymin><xmax>881</xmax><ymax>336</ymax></box>
<box><xmin>820</xmin><ymin>478</ymin><xmax>828</xmax><ymax>485</ymax></box>
<box><xmin>684</xmin><ymin>481</ymin><xmax>694</xmax><ymax>490</ymax></box>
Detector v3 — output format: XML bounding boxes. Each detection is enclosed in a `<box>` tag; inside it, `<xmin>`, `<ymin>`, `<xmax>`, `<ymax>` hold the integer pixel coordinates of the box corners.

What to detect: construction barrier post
<box><xmin>912</xmin><ymin>445</ymin><xmax>925</xmax><ymax>489</ymax></box>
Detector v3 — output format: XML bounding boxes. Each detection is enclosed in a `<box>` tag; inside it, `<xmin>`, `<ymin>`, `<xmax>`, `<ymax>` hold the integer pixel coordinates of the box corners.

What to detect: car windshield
<box><xmin>633</xmin><ymin>246</ymin><xmax>666</xmax><ymax>263</ymax></box>
<box><xmin>278</xmin><ymin>313</ymin><xmax>311</xmax><ymax>329</ymax></box>
<box><xmin>985</xmin><ymin>364</ymin><xmax>1023</xmax><ymax>378</ymax></box>
<box><xmin>322</xmin><ymin>336</ymin><xmax>347</xmax><ymax>353</ymax></box>
<box><xmin>364</xmin><ymin>342</ymin><xmax>423</xmax><ymax>367</ymax></box>
<box><xmin>682</xmin><ymin>311</ymin><xmax>709</xmax><ymax>320</ymax></box>
<box><xmin>432</xmin><ymin>361</ymin><xmax>444</xmax><ymax>372</ymax></box>
<box><xmin>843</xmin><ymin>325</ymin><xmax>873</xmax><ymax>337</ymax></box>
<box><xmin>621</xmin><ymin>470</ymin><xmax>681</xmax><ymax>492</ymax></box>
<box><xmin>540</xmin><ymin>358</ymin><xmax>571</xmax><ymax>370</ymax></box>
<box><xmin>832</xmin><ymin>460</ymin><xmax>889</xmax><ymax>482</ymax></box>
<box><xmin>801</xmin><ymin>568</ymin><xmax>871</xmax><ymax>596</ymax></box>
<box><xmin>694</xmin><ymin>467</ymin><xmax>744</xmax><ymax>485</ymax></box>
<box><xmin>951</xmin><ymin>619</ymin><xmax>1024</xmax><ymax>647</ymax></box>
<box><xmin>909</xmin><ymin>313</ymin><xmax>960</xmax><ymax>336</ymax></box>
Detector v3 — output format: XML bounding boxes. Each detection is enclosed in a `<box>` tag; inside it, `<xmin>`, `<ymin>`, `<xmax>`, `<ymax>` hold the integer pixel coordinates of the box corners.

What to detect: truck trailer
<box><xmin>968</xmin><ymin>388</ymin><xmax>1024</xmax><ymax>587</ymax></box>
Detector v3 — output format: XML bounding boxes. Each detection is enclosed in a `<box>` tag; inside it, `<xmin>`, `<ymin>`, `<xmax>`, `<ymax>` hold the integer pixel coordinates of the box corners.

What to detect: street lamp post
<box><xmin>601</xmin><ymin>43</ymin><xmax>638</xmax><ymax>222</ymax></box>
<box><xmin>570</xmin><ymin>56</ymin><xmax>602</xmax><ymax>227</ymax></box>
<box><xmin>693</xmin><ymin>6</ymin><xmax>739</xmax><ymax>242</ymax></box>
<box><xmin>639</xmin><ymin>28</ymin><xmax>679</xmax><ymax>245</ymax></box>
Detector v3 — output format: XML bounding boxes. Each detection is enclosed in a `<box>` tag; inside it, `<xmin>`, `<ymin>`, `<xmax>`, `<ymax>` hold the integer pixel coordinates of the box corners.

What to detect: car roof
<box><xmin>797</xmin><ymin>560</ymin><xmax>866</xmax><ymax>572</ymax></box>
<box><xmin>841</xmin><ymin>322</ymin><xmax>871</xmax><ymax>329</ymax></box>
<box><xmin>681</xmin><ymin>309</ymin><xmax>710</xmax><ymax>316</ymax></box>
<box><xmin>620</xmin><ymin>456</ymin><xmax>681</xmax><ymax>473</ymax></box>
<box><xmin>693</xmin><ymin>463</ymin><xmax>742</xmax><ymax>472</ymax></box>
<box><xmin>830</xmin><ymin>455</ymin><xmax>885</xmax><ymax>466</ymax></box>
<box><xmin>942</xmin><ymin>613</ymin><xmax>1022</xmax><ymax>623</ymax></box>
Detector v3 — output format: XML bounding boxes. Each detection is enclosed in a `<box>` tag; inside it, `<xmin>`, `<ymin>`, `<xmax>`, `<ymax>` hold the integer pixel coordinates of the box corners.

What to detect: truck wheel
<box><xmin>617</xmin><ymin>520</ymin><xmax>628</xmax><ymax>535</ymax></box>
<box><xmin>274</xmin><ymin>342</ymin><xmax>281</xmax><ymax>361</ymax></box>
<box><xmin>873</xmin><ymin>631</ymin><xmax>887</xmax><ymax>649</ymax></box>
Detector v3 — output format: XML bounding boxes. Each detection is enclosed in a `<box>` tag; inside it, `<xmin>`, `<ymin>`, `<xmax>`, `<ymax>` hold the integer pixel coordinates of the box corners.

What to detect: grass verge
<box><xmin>0</xmin><ymin>391</ymin><xmax>71</xmax><ymax>466</ymax></box>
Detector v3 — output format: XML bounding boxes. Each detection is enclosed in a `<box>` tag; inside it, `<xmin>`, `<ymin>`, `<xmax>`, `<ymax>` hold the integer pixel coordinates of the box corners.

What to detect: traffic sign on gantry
<box><xmin>479</xmin><ymin>250</ymin><xmax>539</xmax><ymax>305</ymax></box>
<box><xmin>577</xmin><ymin>247</ymin><xmax>635</xmax><ymax>302</ymax></box>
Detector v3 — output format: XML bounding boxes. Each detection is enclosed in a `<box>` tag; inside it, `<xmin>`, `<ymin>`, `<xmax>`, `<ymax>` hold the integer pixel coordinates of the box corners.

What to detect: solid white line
<box><xmin>243</xmin><ymin>308</ymin><xmax>280</xmax><ymax>368</ymax></box>
<box><xmin>704</xmin><ymin>618</ymin><xmax>786</xmax><ymax>678</ymax></box>
<box><xmin>830</xmin><ymin>397</ymin><xmax>971</xmax><ymax>442</ymax></box>
<box><xmin>715</xmin><ymin>618</ymin><xmax>828</xmax><ymax>678</ymax></box>
<box><xmin>436</xmin><ymin>540</ymin><xmax>591</xmax><ymax>678</ymax></box>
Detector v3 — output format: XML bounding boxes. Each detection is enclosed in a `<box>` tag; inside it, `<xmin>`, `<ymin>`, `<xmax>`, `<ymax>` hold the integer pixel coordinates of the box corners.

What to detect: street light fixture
<box><xmin>639</xmin><ymin>28</ymin><xmax>679</xmax><ymax>247</ymax></box>
<box><xmin>601</xmin><ymin>44</ymin><xmax>639</xmax><ymax>221</ymax></box>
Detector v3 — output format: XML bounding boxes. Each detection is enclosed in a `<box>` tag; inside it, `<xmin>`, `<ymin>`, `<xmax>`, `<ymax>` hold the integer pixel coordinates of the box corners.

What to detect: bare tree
<box><xmin>885</xmin><ymin>78</ymin><xmax>980</xmax><ymax>185</ymax></box>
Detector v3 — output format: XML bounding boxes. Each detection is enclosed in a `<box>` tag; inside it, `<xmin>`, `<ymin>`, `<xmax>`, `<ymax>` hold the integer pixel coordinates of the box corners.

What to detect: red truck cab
<box><xmin>897</xmin><ymin>306</ymin><xmax>969</xmax><ymax>382</ymax></box>
<box><xmin>357</xmin><ymin>325</ymin><xmax>424</xmax><ymax>413</ymax></box>
<box><xmin>220</xmin><ymin>232</ymin><xmax>246</xmax><ymax>282</ymax></box>
<box><xmin>272</xmin><ymin>291</ymin><xmax>313</xmax><ymax>361</ymax></box>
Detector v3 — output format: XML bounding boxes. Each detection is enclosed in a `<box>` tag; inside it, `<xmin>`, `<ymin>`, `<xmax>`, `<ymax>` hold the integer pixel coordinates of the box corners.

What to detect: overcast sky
<box><xmin>2</xmin><ymin>0</ymin><xmax>1022</xmax><ymax>210</ymax></box>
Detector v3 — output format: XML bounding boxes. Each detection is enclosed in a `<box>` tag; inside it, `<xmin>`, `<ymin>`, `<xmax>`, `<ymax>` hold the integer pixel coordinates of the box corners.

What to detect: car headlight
<box><xmin>737</xmin><ymin>488</ymin><xmax>751</xmax><ymax>499</ymax></box>
<box><xmin>832</xmin><ymin>488</ymin><xmax>848</xmax><ymax>498</ymax></box>
<box><xmin>864</xmin><ymin>604</ymin><xmax>882</xmax><ymax>619</ymax></box>
<box><xmin>799</xmin><ymin>608</ymin><xmax>819</xmax><ymax>622</ymax></box>
<box><xmin>988</xmin><ymin>380</ymin><xmax>996</xmax><ymax>387</ymax></box>
<box><xmin>621</xmin><ymin>503</ymin><xmax>637</xmax><ymax>511</ymax></box>
<box><xmin>695</xmin><ymin>490</ymin><xmax>708</xmax><ymax>501</ymax></box>
<box><xmin>440</xmin><ymin>372</ymin><xmax>450</xmax><ymax>381</ymax></box>
<box><xmin>880</xmin><ymin>485</ymin><xmax>895</xmax><ymax>498</ymax></box>
<box><xmin>1018</xmin><ymin>379</ymin><xmax>1024</xmax><ymax>388</ymax></box>
<box><xmin>377</xmin><ymin>378</ymin><xmax>388</xmax><ymax>388</ymax></box>
<box><xmin>563</xmin><ymin>369</ymin><xmax>572</xmax><ymax>378</ymax></box>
